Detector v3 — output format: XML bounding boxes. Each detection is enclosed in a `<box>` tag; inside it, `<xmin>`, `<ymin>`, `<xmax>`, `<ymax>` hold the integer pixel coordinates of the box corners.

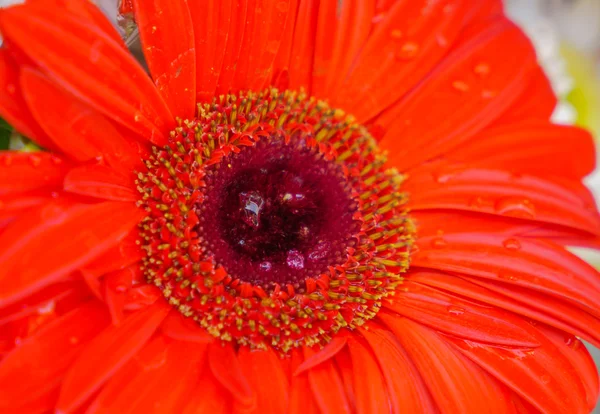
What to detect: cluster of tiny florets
<box><xmin>136</xmin><ymin>89</ymin><xmax>413</xmax><ymax>352</ymax></box>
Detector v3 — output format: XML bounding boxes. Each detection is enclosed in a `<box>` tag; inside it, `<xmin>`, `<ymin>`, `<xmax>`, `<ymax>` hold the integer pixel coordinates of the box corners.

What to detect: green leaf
<box><xmin>0</xmin><ymin>119</ymin><xmax>11</xmax><ymax>150</ymax></box>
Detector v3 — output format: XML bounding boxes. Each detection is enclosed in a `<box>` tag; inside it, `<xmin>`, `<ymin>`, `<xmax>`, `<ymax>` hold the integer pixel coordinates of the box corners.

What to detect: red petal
<box><xmin>0</xmin><ymin>49</ymin><xmax>55</xmax><ymax>148</ymax></box>
<box><xmin>410</xmin><ymin>270</ymin><xmax>600</xmax><ymax>349</ymax></box>
<box><xmin>317</xmin><ymin>0</ymin><xmax>375</xmax><ymax>99</ymax></box>
<box><xmin>359</xmin><ymin>327</ymin><xmax>435</xmax><ymax>412</ymax></box>
<box><xmin>0</xmin><ymin>201</ymin><xmax>145</xmax><ymax>306</ymax></box>
<box><xmin>161</xmin><ymin>310</ymin><xmax>214</xmax><ymax>343</ymax></box>
<box><xmin>333</xmin><ymin>0</ymin><xmax>470</xmax><ymax>122</ymax></box>
<box><xmin>189</xmin><ymin>0</ymin><xmax>233</xmax><ymax>102</ymax></box>
<box><xmin>287</xmin><ymin>0</ymin><xmax>319</xmax><ymax>92</ymax></box>
<box><xmin>89</xmin><ymin>339</ymin><xmax>206</xmax><ymax>413</ymax></box>
<box><xmin>82</xmin><ymin>229</ymin><xmax>143</xmax><ymax>278</ymax></box>
<box><xmin>183</xmin><ymin>365</ymin><xmax>232</xmax><ymax>414</ymax></box>
<box><xmin>381</xmin><ymin>314</ymin><xmax>515</xmax><ymax>413</ymax></box>
<box><xmin>0</xmin><ymin>281</ymin><xmax>87</xmax><ymax>326</ymax></box>
<box><xmin>495</xmin><ymin>66</ymin><xmax>557</xmax><ymax>123</ymax></box>
<box><xmin>305</xmin><ymin>0</ymin><xmax>337</xmax><ymax>96</ymax></box>
<box><xmin>346</xmin><ymin>338</ymin><xmax>389</xmax><ymax>414</ymax></box>
<box><xmin>134</xmin><ymin>0</ymin><xmax>196</xmax><ymax>119</ymax></box>
<box><xmin>237</xmin><ymin>348</ymin><xmax>289</xmax><ymax>414</ymax></box>
<box><xmin>0</xmin><ymin>4</ymin><xmax>174</xmax><ymax>144</ymax></box>
<box><xmin>289</xmin><ymin>349</ymin><xmax>320</xmax><ymax>414</ymax></box>
<box><xmin>383</xmin><ymin>280</ymin><xmax>540</xmax><ymax>347</ymax></box>
<box><xmin>538</xmin><ymin>325</ymin><xmax>599</xmax><ymax>411</ymax></box>
<box><xmin>449</xmin><ymin>331</ymin><xmax>588</xmax><ymax>413</ymax></box>
<box><xmin>215</xmin><ymin>1</ymin><xmax>249</xmax><ymax>95</ymax></box>
<box><xmin>124</xmin><ymin>285</ymin><xmax>162</xmax><ymax>310</ymax></box>
<box><xmin>0</xmin><ymin>303</ymin><xmax>109</xmax><ymax>408</ymax></box>
<box><xmin>103</xmin><ymin>266</ymin><xmax>135</xmax><ymax>325</ymax></box>
<box><xmin>413</xmin><ymin>233</ymin><xmax>600</xmax><ymax>316</ymax></box>
<box><xmin>0</xmin><ymin>151</ymin><xmax>69</xmax><ymax>196</ymax></box>
<box><xmin>406</xmin><ymin>164</ymin><xmax>600</xmax><ymax>235</ymax></box>
<box><xmin>445</xmin><ymin>122</ymin><xmax>595</xmax><ymax>179</ymax></box>
<box><xmin>270</xmin><ymin>0</ymin><xmax>299</xmax><ymax>89</ymax></box>
<box><xmin>379</xmin><ymin>18</ymin><xmax>536</xmax><ymax>171</ymax></box>
<box><xmin>294</xmin><ymin>336</ymin><xmax>347</xmax><ymax>375</ymax></box>
<box><xmin>0</xmin><ymin>190</ymin><xmax>53</xmax><ymax>228</ymax></box>
<box><xmin>19</xmin><ymin>67</ymin><xmax>142</xmax><ymax>172</ymax></box>
<box><xmin>233</xmin><ymin>0</ymin><xmax>290</xmax><ymax>91</ymax></box>
<box><xmin>304</xmin><ymin>346</ymin><xmax>351</xmax><ymax>414</ymax></box>
<box><xmin>64</xmin><ymin>164</ymin><xmax>137</xmax><ymax>202</ymax></box>
<box><xmin>20</xmin><ymin>67</ymin><xmax>101</xmax><ymax>161</ymax></box>
<box><xmin>28</xmin><ymin>0</ymin><xmax>126</xmax><ymax>47</ymax></box>
<box><xmin>208</xmin><ymin>343</ymin><xmax>255</xmax><ymax>407</ymax></box>
<box><xmin>57</xmin><ymin>301</ymin><xmax>170</xmax><ymax>412</ymax></box>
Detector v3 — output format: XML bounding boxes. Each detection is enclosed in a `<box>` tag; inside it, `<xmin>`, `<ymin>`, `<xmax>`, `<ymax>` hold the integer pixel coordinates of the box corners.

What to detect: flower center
<box><xmin>136</xmin><ymin>89</ymin><xmax>413</xmax><ymax>352</ymax></box>
<box><xmin>199</xmin><ymin>138</ymin><xmax>358</xmax><ymax>289</ymax></box>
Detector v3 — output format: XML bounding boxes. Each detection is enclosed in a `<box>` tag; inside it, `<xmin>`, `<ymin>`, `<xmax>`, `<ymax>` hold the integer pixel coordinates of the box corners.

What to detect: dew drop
<box><xmin>481</xmin><ymin>90</ymin><xmax>497</xmax><ymax>99</ymax></box>
<box><xmin>564</xmin><ymin>335</ymin><xmax>576</xmax><ymax>347</ymax></box>
<box><xmin>266</xmin><ymin>40</ymin><xmax>279</xmax><ymax>54</ymax></box>
<box><xmin>90</xmin><ymin>41</ymin><xmax>102</xmax><ymax>63</ymax></box>
<box><xmin>286</xmin><ymin>249</ymin><xmax>305</xmax><ymax>270</ymax></box>
<box><xmin>436</xmin><ymin>34</ymin><xmax>449</xmax><ymax>47</ymax></box>
<box><xmin>495</xmin><ymin>198</ymin><xmax>536</xmax><ymax>219</ymax></box>
<box><xmin>468</xmin><ymin>197</ymin><xmax>485</xmax><ymax>209</ymax></box>
<box><xmin>540</xmin><ymin>375</ymin><xmax>551</xmax><ymax>385</ymax></box>
<box><xmin>390</xmin><ymin>29</ymin><xmax>403</xmax><ymax>39</ymax></box>
<box><xmin>431</xmin><ymin>237</ymin><xmax>448</xmax><ymax>249</ymax></box>
<box><xmin>240</xmin><ymin>191</ymin><xmax>264</xmax><ymax>228</ymax></box>
<box><xmin>396</xmin><ymin>42</ymin><xmax>419</xmax><ymax>60</ymax></box>
<box><xmin>38</xmin><ymin>300</ymin><xmax>56</xmax><ymax>315</ymax></box>
<box><xmin>50</xmin><ymin>155</ymin><xmax>63</xmax><ymax>165</ymax></box>
<box><xmin>452</xmin><ymin>80</ymin><xmax>470</xmax><ymax>93</ymax></box>
<box><xmin>447</xmin><ymin>306</ymin><xmax>465</xmax><ymax>316</ymax></box>
<box><xmin>474</xmin><ymin>63</ymin><xmax>491</xmax><ymax>77</ymax></box>
<box><xmin>502</xmin><ymin>238</ymin><xmax>521</xmax><ymax>251</ymax></box>
<box><xmin>259</xmin><ymin>261</ymin><xmax>272</xmax><ymax>272</ymax></box>
<box><xmin>28</xmin><ymin>154</ymin><xmax>42</xmax><ymax>167</ymax></box>
<box><xmin>276</xmin><ymin>1</ymin><xmax>288</xmax><ymax>12</ymax></box>
<box><xmin>2</xmin><ymin>155</ymin><xmax>13</xmax><ymax>166</ymax></box>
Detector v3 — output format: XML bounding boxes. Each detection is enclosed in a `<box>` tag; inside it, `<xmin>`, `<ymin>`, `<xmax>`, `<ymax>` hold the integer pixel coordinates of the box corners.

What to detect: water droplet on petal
<box><xmin>481</xmin><ymin>90</ymin><xmax>497</xmax><ymax>99</ymax></box>
<box><xmin>276</xmin><ymin>1</ymin><xmax>288</xmax><ymax>12</ymax></box>
<box><xmin>390</xmin><ymin>29</ymin><xmax>403</xmax><ymax>39</ymax></box>
<box><xmin>38</xmin><ymin>300</ymin><xmax>56</xmax><ymax>315</ymax></box>
<box><xmin>2</xmin><ymin>155</ymin><xmax>13</xmax><ymax>166</ymax></box>
<box><xmin>28</xmin><ymin>154</ymin><xmax>42</xmax><ymax>167</ymax></box>
<box><xmin>50</xmin><ymin>155</ymin><xmax>63</xmax><ymax>165</ymax></box>
<box><xmin>436</xmin><ymin>34</ymin><xmax>449</xmax><ymax>47</ymax></box>
<box><xmin>452</xmin><ymin>80</ymin><xmax>470</xmax><ymax>93</ymax></box>
<box><xmin>502</xmin><ymin>238</ymin><xmax>521</xmax><ymax>251</ymax></box>
<box><xmin>495</xmin><ymin>198</ymin><xmax>536</xmax><ymax>219</ymax></box>
<box><xmin>540</xmin><ymin>375</ymin><xmax>551</xmax><ymax>385</ymax></box>
<box><xmin>447</xmin><ymin>306</ymin><xmax>465</xmax><ymax>316</ymax></box>
<box><xmin>431</xmin><ymin>237</ymin><xmax>448</xmax><ymax>249</ymax></box>
<box><xmin>474</xmin><ymin>63</ymin><xmax>491</xmax><ymax>77</ymax></box>
<box><xmin>286</xmin><ymin>250</ymin><xmax>305</xmax><ymax>270</ymax></box>
<box><xmin>468</xmin><ymin>197</ymin><xmax>485</xmax><ymax>209</ymax></box>
<box><xmin>396</xmin><ymin>42</ymin><xmax>419</xmax><ymax>60</ymax></box>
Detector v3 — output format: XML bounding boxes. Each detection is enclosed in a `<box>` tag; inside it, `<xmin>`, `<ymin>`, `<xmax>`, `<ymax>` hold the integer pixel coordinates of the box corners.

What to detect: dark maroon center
<box><xmin>197</xmin><ymin>138</ymin><xmax>358</xmax><ymax>288</ymax></box>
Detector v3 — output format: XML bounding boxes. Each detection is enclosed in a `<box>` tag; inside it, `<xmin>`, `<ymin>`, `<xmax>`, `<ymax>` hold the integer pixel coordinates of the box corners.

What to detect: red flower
<box><xmin>0</xmin><ymin>0</ymin><xmax>599</xmax><ymax>413</ymax></box>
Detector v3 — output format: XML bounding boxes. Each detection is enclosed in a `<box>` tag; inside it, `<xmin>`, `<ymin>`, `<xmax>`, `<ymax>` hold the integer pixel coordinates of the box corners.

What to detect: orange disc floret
<box><xmin>137</xmin><ymin>89</ymin><xmax>413</xmax><ymax>351</ymax></box>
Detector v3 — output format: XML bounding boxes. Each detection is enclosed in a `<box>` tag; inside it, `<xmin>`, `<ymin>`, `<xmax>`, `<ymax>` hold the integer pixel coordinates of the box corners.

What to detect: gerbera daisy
<box><xmin>1</xmin><ymin>0</ymin><xmax>600</xmax><ymax>412</ymax></box>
